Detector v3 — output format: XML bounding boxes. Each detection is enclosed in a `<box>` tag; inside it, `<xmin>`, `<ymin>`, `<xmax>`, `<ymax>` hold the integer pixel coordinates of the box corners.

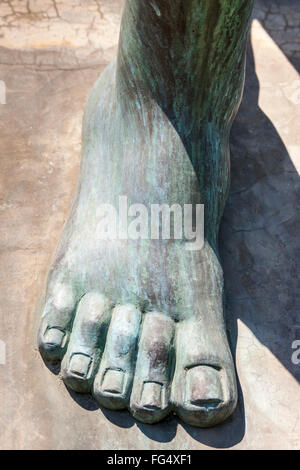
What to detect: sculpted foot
<box><xmin>38</xmin><ymin>0</ymin><xmax>254</xmax><ymax>427</ymax></box>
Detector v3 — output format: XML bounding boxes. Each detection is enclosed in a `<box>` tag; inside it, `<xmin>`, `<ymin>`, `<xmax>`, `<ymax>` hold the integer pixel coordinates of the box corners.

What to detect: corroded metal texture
<box><xmin>37</xmin><ymin>0</ymin><xmax>254</xmax><ymax>428</ymax></box>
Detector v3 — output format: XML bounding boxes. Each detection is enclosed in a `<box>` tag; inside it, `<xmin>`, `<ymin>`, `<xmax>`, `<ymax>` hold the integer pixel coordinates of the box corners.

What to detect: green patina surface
<box><xmin>116</xmin><ymin>0</ymin><xmax>254</xmax><ymax>250</ymax></box>
<box><xmin>39</xmin><ymin>0</ymin><xmax>255</xmax><ymax>427</ymax></box>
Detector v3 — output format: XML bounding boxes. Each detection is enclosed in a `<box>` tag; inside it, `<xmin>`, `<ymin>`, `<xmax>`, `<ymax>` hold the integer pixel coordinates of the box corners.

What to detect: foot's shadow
<box><xmin>222</xmin><ymin>37</ymin><xmax>300</xmax><ymax>387</ymax></box>
<box><xmin>65</xmin><ymin>384</ymin><xmax>179</xmax><ymax>441</ymax></box>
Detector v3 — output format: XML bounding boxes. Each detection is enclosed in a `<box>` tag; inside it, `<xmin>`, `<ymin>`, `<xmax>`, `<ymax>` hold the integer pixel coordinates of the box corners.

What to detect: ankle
<box><xmin>116</xmin><ymin>0</ymin><xmax>253</xmax><ymax>127</ymax></box>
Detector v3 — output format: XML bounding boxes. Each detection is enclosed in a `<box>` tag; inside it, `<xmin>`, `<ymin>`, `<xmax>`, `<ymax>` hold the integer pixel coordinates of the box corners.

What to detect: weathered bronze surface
<box><xmin>38</xmin><ymin>0</ymin><xmax>254</xmax><ymax>427</ymax></box>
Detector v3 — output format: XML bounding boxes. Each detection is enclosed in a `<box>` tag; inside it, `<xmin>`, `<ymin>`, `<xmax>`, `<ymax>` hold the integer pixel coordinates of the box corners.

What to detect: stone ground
<box><xmin>0</xmin><ymin>0</ymin><xmax>299</xmax><ymax>450</ymax></box>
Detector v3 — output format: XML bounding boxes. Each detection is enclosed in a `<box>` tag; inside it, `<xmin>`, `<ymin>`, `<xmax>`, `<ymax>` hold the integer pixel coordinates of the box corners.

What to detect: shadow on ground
<box><xmin>257</xmin><ymin>0</ymin><xmax>300</xmax><ymax>75</ymax></box>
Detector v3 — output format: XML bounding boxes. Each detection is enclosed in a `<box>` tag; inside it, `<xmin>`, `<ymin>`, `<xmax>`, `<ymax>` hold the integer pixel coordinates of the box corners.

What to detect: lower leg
<box><xmin>117</xmin><ymin>0</ymin><xmax>254</xmax><ymax>248</ymax></box>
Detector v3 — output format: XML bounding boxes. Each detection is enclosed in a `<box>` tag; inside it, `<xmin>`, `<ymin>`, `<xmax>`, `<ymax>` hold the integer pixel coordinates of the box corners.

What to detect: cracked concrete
<box><xmin>254</xmin><ymin>0</ymin><xmax>300</xmax><ymax>68</ymax></box>
<box><xmin>0</xmin><ymin>0</ymin><xmax>299</xmax><ymax>450</ymax></box>
<box><xmin>0</xmin><ymin>0</ymin><xmax>122</xmax><ymax>69</ymax></box>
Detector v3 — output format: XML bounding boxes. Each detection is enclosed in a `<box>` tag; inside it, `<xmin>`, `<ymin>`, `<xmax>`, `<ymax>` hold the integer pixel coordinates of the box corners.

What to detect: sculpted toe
<box><xmin>38</xmin><ymin>283</ymin><xmax>76</xmax><ymax>362</ymax></box>
<box><xmin>61</xmin><ymin>292</ymin><xmax>112</xmax><ymax>393</ymax></box>
<box><xmin>40</xmin><ymin>327</ymin><xmax>68</xmax><ymax>360</ymax></box>
<box><xmin>93</xmin><ymin>304</ymin><xmax>141</xmax><ymax>410</ymax></box>
<box><xmin>174</xmin><ymin>363</ymin><xmax>237</xmax><ymax>428</ymax></box>
<box><xmin>130</xmin><ymin>313</ymin><xmax>174</xmax><ymax>424</ymax></box>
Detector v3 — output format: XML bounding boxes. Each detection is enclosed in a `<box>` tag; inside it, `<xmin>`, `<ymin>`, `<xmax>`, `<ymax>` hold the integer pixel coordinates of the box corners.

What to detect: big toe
<box><xmin>172</xmin><ymin>320</ymin><xmax>237</xmax><ymax>427</ymax></box>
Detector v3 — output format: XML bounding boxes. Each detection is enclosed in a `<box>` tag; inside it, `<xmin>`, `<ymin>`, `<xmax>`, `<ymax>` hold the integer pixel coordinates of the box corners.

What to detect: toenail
<box><xmin>141</xmin><ymin>382</ymin><xmax>163</xmax><ymax>409</ymax></box>
<box><xmin>187</xmin><ymin>366</ymin><xmax>223</xmax><ymax>407</ymax></box>
<box><xmin>44</xmin><ymin>328</ymin><xmax>65</xmax><ymax>347</ymax></box>
<box><xmin>102</xmin><ymin>369</ymin><xmax>125</xmax><ymax>394</ymax></box>
<box><xmin>68</xmin><ymin>353</ymin><xmax>92</xmax><ymax>378</ymax></box>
